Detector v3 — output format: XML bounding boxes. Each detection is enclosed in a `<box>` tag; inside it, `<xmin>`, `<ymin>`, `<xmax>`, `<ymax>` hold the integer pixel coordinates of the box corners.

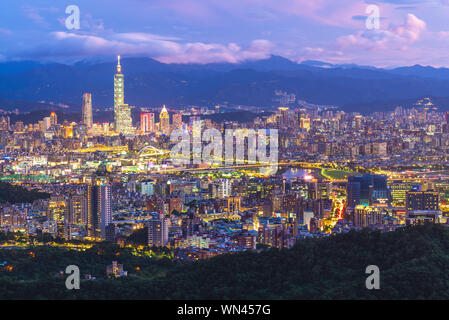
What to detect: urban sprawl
<box><xmin>1</xmin><ymin>56</ymin><xmax>449</xmax><ymax>266</ymax></box>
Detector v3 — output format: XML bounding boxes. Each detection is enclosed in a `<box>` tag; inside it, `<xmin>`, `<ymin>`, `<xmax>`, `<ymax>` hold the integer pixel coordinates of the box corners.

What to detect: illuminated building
<box><xmin>278</xmin><ymin>107</ymin><xmax>289</xmax><ymax>129</ymax></box>
<box><xmin>141</xmin><ymin>180</ymin><xmax>155</xmax><ymax>195</ymax></box>
<box><xmin>353</xmin><ymin>206</ymin><xmax>383</xmax><ymax>228</ymax></box>
<box><xmin>172</xmin><ymin>113</ymin><xmax>183</xmax><ymax>130</ymax></box>
<box><xmin>47</xmin><ymin>196</ymin><xmax>67</xmax><ymax>238</ymax></box>
<box><xmin>47</xmin><ymin>196</ymin><xmax>66</xmax><ymax>222</ymax></box>
<box><xmin>347</xmin><ymin>174</ymin><xmax>387</xmax><ymax>208</ymax></box>
<box><xmin>82</xmin><ymin>93</ymin><xmax>93</xmax><ymax>128</ymax></box>
<box><xmin>218</xmin><ymin>179</ymin><xmax>232</xmax><ymax>199</ymax></box>
<box><xmin>50</xmin><ymin>112</ymin><xmax>57</xmax><ymax>126</ymax></box>
<box><xmin>159</xmin><ymin>105</ymin><xmax>170</xmax><ymax>135</ymax></box>
<box><xmin>140</xmin><ymin>113</ymin><xmax>154</xmax><ymax>134</ymax></box>
<box><xmin>388</xmin><ymin>180</ymin><xmax>413</xmax><ymax>206</ymax></box>
<box><xmin>148</xmin><ymin>213</ymin><xmax>169</xmax><ymax>247</ymax></box>
<box><xmin>227</xmin><ymin>196</ymin><xmax>241</xmax><ymax>213</ymax></box>
<box><xmin>114</xmin><ymin>55</ymin><xmax>133</xmax><ymax>134</ymax></box>
<box><xmin>300</xmin><ymin>116</ymin><xmax>310</xmax><ymax>131</ymax></box>
<box><xmin>106</xmin><ymin>261</ymin><xmax>127</xmax><ymax>277</ymax></box>
<box><xmin>406</xmin><ymin>191</ymin><xmax>439</xmax><ymax>211</ymax></box>
<box><xmin>68</xmin><ymin>195</ymin><xmax>87</xmax><ymax>226</ymax></box>
<box><xmin>87</xmin><ymin>183</ymin><xmax>112</xmax><ymax>240</ymax></box>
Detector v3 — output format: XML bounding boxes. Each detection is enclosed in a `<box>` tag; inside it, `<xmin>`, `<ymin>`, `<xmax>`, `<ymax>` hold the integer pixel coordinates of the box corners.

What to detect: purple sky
<box><xmin>2</xmin><ymin>0</ymin><xmax>449</xmax><ymax>67</ymax></box>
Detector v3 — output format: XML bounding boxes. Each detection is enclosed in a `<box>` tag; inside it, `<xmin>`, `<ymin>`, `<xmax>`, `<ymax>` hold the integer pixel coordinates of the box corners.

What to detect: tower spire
<box><xmin>117</xmin><ymin>55</ymin><xmax>121</xmax><ymax>73</ymax></box>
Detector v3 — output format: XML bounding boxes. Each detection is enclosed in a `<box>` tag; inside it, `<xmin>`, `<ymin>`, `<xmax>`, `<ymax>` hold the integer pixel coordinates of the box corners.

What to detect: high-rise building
<box><xmin>406</xmin><ymin>191</ymin><xmax>439</xmax><ymax>211</ymax></box>
<box><xmin>346</xmin><ymin>174</ymin><xmax>387</xmax><ymax>208</ymax></box>
<box><xmin>140</xmin><ymin>113</ymin><xmax>154</xmax><ymax>134</ymax></box>
<box><xmin>148</xmin><ymin>214</ymin><xmax>168</xmax><ymax>247</ymax></box>
<box><xmin>227</xmin><ymin>196</ymin><xmax>241</xmax><ymax>213</ymax></box>
<box><xmin>43</xmin><ymin>117</ymin><xmax>51</xmax><ymax>130</ymax></box>
<box><xmin>82</xmin><ymin>93</ymin><xmax>93</xmax><ymax>128</ymax></box>
<box><xmin>159</xmin><ymin>105</ymin><xmax>170</xmax><ymax>135</ymax></box>
<box><xmin>68</xmin><ymin>195</ymin><xmax>87</xmax><ymax>226</ymax></box>
<box><xmin>113</xmin><ymin>56</ymin><xmax>133</xmax><ymax>134</ymax></box>
<box><xmin>50</xmin><ymin>112</ymin><xmax>57</xmax><ymax>126</ymax></box>
<box><xmin>114</xmin><ymin>56</ymin><xmax>124</xmax><ymax>115</ymax></box>
<box><xmin>278</xmin><ymin>107</ymin><xmax>289</xmax><ymax>129</ymax></box>
<box><xmin>172</xmin><ymin>113</ymin><xmax>183</xmax><ymax>130</ymax></box>
<box><xmin>87</xmin><ymin>183</ymin><xmax>112</xmax><ymax>240</ymax></box>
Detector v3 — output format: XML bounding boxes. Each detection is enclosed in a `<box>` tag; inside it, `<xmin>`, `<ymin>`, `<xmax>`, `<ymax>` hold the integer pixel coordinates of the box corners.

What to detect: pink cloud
<box><xmin>336</xmin><ymin>14</ymin><xmax>426</xmax><ymax>51</ymax></box>
<box><xmin>48</xmin><ymin>32</ymin><xmax>273</xmax><ymax>64</ymax></box>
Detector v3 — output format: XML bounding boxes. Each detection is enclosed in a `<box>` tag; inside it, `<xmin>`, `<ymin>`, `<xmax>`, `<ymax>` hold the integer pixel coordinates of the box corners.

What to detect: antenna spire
<box><xmin>117</xmin><ymin>55</ymin><xmax>122</xmax><ymax>73</ymax></box>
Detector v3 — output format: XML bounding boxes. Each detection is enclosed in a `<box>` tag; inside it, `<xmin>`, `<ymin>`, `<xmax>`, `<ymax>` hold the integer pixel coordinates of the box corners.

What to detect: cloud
<box><xmin>24</xmin><ymin>31</ymin><xmax>273</xmax><ymax>64</ymax></box>
<box><xmin>21</xmin><ymin>5</ymin><xmax>59</xmax><ymax>28</ymax></box>
<box><xmin>157</xmin><ymin>39</ymin><xmax>273</xmax><ymax>64</ymax></box>
<box><xmin>336</xmin><ymin>13</ymin><xmax>426</xmax><ymax>50</ymax></box>
<box><xmin>114</xmin><ymin>33</ymin><xmax>181</xmax><ymax>42</ymax></box>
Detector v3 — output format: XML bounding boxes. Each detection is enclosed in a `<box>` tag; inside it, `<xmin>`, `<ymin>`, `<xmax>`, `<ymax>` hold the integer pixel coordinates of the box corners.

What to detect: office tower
<box><xmin>278</xmin><ymin>107</ymin><xmax>289</xmax><ymax>129</ymax></box>
<box><xmin>353</xmin><ymin>206</ymin><xmax>383</xmax><ymax>228</ymax></box>
<box><xmin>47</xmin><ymin>196</ymin><xmax>67</xmax><ymax>223</ymax></box>
<box><xmin>68</xmin><ymin>195</ymin><xmax>87</xmax><ymax>225</ymax></box>
<box><xmin>113</xmin><ymin>55</ymin><xmax>133</xmax><ymax>134</ymax></box>
<box><xmin>263</xmin><ymin>199</ymin><xmax>273</xmax><ymax>218</ymax></box>
<box><xmin>140</xmin><ymin>113</ymin><xmax>154</xmax><ymax>134</ymax></box>
<box><xmin>218</xmin><ymin>179</ymin><xmax>232</xmax><ymax>199</ymax></box>
<box><xmin>406</xmin><ymin>191</ymin><xmax>439</xmax><ymax>211</ymax></box>
<box><xmin>50</xmin><ymin>112</ymin><xmax>57</xmax><ymax>126</ymax></box>
<box><xmin>159</xmin><ymin>105</ymin><xmax>170</xmax><ymax>135</ymax></box>
<box><xmin>172</xmin><ymin>113</ymin><xmax>183</xmax><ymax>130</ymax></box>
<box><xmin>346</xmin><ymin>174</ymin><xmax>387</xmax><ymax>208</ymax></box>
<box><xmin>227</xmin><ymin>196</ymin><xmax>241</xmax><ymax>213</ymax></box>
<box><xmin>82</xmin><ymin>93</ymin><xmax>93</xmax><ymax>128</ymax></box>
<box><xmin>114</xmin><ymin>55</ymin><xmax>124</xmax><ymax>115</ymax></box>
<box><xmin>87</xmin><ymin>183</ymin><xmax>112</xmax><ymax>240</ymax></box>
<box><xmin>148</xmin><ymin>214</ymin><xmax>169</xmax><ymax>247</ymax></box>
<box><xmin>47</xmin><ymin>196</ymin><xmax>67</xmax><ymax>239</ymax></box>
<box><xmin>300</xmin><ymin>116</ymin><xmax>310</xmax><ymax>131</ymax></box>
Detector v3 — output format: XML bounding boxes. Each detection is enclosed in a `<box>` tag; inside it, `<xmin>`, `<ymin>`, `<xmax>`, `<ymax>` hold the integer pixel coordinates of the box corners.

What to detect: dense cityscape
<box><xmin>6</xmin><ymin>0</ymin><xmax>449</xmax><ymax>304</ymax></box>
<box><xmin>1</xmin><ymin>55</ymin><xmax>449</xmax><ymax>271</ymax></box>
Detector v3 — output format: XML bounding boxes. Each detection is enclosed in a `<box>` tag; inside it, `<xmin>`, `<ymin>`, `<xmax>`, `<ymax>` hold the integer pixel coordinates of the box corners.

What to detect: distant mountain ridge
<box><xmin>2</xmin><ymin>55</ymin><xmax>449</xmax><ymax>114</ymax></box>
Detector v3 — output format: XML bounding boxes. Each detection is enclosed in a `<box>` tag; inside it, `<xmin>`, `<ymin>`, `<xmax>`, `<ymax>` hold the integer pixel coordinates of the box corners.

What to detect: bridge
<box><xmin>138</xmin><ymin>145</ymin><xmax>171</xmax><ymax>158</ymax></box>
<box><xmin>69</xmin><ymin>144</ymin><xmax>128</xmax><ymax>153</ymax></box>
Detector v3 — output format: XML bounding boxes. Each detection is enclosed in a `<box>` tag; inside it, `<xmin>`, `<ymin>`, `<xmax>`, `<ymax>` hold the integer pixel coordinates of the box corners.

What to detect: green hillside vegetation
<box><xmin>0</xmin><ymin>182</ymin><xmax>50</xmax><ymax>204</ymax></box>
<box><xmin>1</xmin><ymin>224</ymin><xmax>449</xmax><ymax>299</ymax></box>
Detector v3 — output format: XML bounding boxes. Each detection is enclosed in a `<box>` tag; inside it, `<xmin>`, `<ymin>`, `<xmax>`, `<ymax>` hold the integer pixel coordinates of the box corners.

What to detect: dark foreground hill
<box><xmin>1</xmin><ymin>223</ymin><xmax>449</xmax><ymax>299</ymax></box>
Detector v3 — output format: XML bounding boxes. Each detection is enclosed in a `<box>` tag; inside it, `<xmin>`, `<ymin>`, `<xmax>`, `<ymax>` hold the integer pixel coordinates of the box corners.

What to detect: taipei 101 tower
<box><xmin>113</xmin><ymin>55</ymin><xmax>132</xmax><ymax>134</ymax></box>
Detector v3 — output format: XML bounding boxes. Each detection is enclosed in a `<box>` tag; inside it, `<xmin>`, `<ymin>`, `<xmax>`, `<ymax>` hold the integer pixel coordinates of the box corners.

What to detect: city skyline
<box><xmin>3</xmin><ymin>0</ymin><xmax>449</xmax><ymax>303</ymax></box>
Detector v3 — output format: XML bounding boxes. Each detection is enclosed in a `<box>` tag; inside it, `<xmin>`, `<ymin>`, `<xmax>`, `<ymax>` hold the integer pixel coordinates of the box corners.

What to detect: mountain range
<box><xmin>2</xmin><ymin>55</ymin><xmax>449</xmax><ymax>114</ymax></box>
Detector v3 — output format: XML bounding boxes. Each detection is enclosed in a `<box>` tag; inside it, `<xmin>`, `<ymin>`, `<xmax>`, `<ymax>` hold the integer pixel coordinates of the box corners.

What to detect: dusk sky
<box><xmin>3</xmin><ymin>0</ymin><xmax>449</xmax><ymax>67</ymax></box>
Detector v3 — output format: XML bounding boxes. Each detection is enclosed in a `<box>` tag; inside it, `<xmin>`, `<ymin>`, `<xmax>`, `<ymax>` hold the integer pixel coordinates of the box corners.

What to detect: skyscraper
<box><xmin>82</xmin><ymin>93</ymin><xmax>93</xmax><ymax>128</ymax></box>
<box><xmin>148</xmin><ymin>214</ymin><xmax>168</xmax><ymax>247</ymax></box>
<box><xmin>159</xmin><ymin>105</ymin><xmax>170</xmax><ymax>135</ymax></box>
<box><xmin>114</xmin><ymin>56</ymin><xmax>133</xmax><ymax>134</ymax></box>
<box><xmin>87</xmin><ymin>183</ymin><xmax>112</xmax><ymax>240</ymax></box>
<box><xmin>140</xmin><ymin>113</ymin><xmax>154</xmax><ymax>134</ymax></box>
<box><xmin>172</xmin><ymin>113</ymin><xmax>183</xmax><ymax>130</ymax></box>
<box><xmin>346</xmin><ymin>174</ymin><xmax>388</xmax><ymax>208</ymax></box>
<box><xmin>50</xmin><ymin>112</ymin><xmax>57</xmax><ymax>126</ymax></box>
<box><xmin>114</xmin><ymin>56</ymin><xmax>124</xmax><ymax>113</ymax></box>
<box><xmin>406</xmin><ymin>191</ymin><xmax>439</xmax><ymax>211</ymax></box>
